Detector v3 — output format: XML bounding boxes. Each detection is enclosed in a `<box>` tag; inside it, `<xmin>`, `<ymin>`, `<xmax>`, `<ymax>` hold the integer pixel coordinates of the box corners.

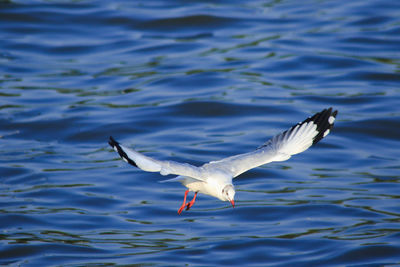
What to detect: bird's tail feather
<box><xmin>159</xmin><ymin>176</ymin><xmax>185</xmax><ymax>183</ymax></box>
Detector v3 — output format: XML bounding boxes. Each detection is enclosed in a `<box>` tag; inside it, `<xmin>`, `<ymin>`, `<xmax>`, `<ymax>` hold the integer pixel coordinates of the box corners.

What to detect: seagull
<box><xmin>109</xmin><ymin>107</ymin><xmax>337</xmax><ymax>214</ymax></box>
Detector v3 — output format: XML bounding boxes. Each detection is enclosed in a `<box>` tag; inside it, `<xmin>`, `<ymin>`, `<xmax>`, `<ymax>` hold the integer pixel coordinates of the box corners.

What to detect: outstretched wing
<box><xmin>109</xmin><ymin>136</ymin><xmax>206</xmax><ymax>181</ymax></box>
<box><xmin>204</xmin><ymin>108</ymin><xmax>338</xmax><ymax>178</ymax></box>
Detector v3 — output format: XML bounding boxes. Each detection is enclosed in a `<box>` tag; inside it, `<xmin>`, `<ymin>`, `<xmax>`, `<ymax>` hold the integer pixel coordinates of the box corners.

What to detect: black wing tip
<box><xmin>108</xmin><ymin>136</ymin><xmax>118</xmax><ymax>148</ymax></box>
<box><xmin>256</xmin><ymin>107</ymin><xmax>338</xmax><ymax>151</ymax></box>
<box><xmin>108</xmin><ymin>136</ymin><xmax>138</xmax><ymax>168</ymax></box>
<box><xmin>311</xmin><ymin>107</ymin><xmax>338</xmax><ymax>145</ymax></box>
<box><xmin>326</xmin><ymin>107</ymin><xmax>338</xmax><ymax>117</ymax></box>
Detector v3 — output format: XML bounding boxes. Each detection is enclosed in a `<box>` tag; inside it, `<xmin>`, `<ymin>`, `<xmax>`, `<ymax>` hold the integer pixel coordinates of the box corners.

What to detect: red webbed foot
<box><xmin>177</xmin><ymin>189</ymin><xmax>189</xmax><ymax>215</ymax></box>
<box><xmin>185</xmin><ymin>192</ymin><xmax>198</xmax><ymax>211</ymax></box>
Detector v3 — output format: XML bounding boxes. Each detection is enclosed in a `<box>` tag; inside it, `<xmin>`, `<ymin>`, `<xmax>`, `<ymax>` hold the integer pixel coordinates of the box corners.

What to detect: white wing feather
<box><xmin>109</xmin><ymin>108</ymin><xmax>337</xmax><ymax>181</ymax></box>
<box><xmin>109</xmin><ymin>137</ymin><xmax>206</xmax><ymax>181</ymax></box>
<box><xmin>204</xmin><ymin>108</ymin><xmax>337</xmax><ymax>178</ymax></box>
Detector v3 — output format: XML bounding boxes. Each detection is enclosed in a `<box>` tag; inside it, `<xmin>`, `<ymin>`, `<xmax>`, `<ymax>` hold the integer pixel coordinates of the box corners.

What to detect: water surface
<box><xmin>1</xmin><ymin>0</ymin><xmax>400</xmax><ymax>266</ymax></box>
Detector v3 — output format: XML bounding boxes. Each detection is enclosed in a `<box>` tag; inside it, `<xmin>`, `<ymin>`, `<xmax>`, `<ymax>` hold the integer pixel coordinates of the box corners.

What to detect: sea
<box><xmin>1</xmin><ymin>0</ymin><xmax>400</xmax><ymax>266</ymax></box>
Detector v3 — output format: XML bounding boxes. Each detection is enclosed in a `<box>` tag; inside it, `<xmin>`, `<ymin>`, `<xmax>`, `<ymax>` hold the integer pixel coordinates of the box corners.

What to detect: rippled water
<box><xmin>1</xmin><ymin>0</ymin><xmax>400</xmax><ymax>265</ymax></box>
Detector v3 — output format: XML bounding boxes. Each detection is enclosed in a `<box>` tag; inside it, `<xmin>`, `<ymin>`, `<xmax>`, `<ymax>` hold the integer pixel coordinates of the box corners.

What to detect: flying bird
<box><xmin>109</xmin><ymin>107</ymin><xmax>337</xmax><ymax>214</ymax></box>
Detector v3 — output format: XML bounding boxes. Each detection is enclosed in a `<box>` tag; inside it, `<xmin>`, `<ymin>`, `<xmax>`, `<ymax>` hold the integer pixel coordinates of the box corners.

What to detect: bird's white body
<box><xmin>176</xmin><ymin>169</ymin><xmax>233</xmax><ymax>201</ymax></box>
<box><xmin>109</xmin><ymin>108</ymin><xmax>338</xmax><ymax>213</ymax></box>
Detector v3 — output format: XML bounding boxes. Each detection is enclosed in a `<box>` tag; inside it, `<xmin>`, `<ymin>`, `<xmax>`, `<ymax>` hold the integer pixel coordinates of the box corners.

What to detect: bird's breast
<box><xmin>182</xmin><ymin>179</ymin><xmax>221</xmax><ymax>199</ymax></box>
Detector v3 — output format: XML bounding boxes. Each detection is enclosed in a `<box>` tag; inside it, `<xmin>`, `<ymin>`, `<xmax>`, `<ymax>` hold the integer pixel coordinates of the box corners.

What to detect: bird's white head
<box><xmin>222</xmin><ymin>184</ymin><xmax>235</xmax><ymax>208</ymax></box>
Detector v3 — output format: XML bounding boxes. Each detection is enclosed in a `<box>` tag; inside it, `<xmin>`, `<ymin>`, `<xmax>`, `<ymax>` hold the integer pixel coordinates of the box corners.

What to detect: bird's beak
<box><xmin>230</xmin><ymin>200</ymin><xmax>235</xmax><ymax>208</ymax></box>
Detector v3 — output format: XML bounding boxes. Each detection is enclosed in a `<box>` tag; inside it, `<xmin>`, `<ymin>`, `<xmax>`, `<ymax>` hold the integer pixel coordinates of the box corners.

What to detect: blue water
<box><xmin>1</xmin><ymin>0</ymin><xmax>400</xmax><ymax>265</ymax></box>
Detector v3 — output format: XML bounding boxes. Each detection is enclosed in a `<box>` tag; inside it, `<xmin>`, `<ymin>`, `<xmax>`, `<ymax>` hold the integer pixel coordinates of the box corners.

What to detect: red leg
<box><xmin>186</xmin><ymin>192</ymin><xmax>198</xmax><ymax>211</ymax></box>
<box><xmin>177</xmin><ymin>189</ymin><xmax>189</xmax><ymax>215</ymax></box>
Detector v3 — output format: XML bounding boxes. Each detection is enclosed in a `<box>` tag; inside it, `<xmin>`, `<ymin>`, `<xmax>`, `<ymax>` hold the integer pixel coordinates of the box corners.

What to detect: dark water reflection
<box><xmin>1</xmin><ymin>0</ymin><xmax>400</xmax><ymax>265</ymax></box>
